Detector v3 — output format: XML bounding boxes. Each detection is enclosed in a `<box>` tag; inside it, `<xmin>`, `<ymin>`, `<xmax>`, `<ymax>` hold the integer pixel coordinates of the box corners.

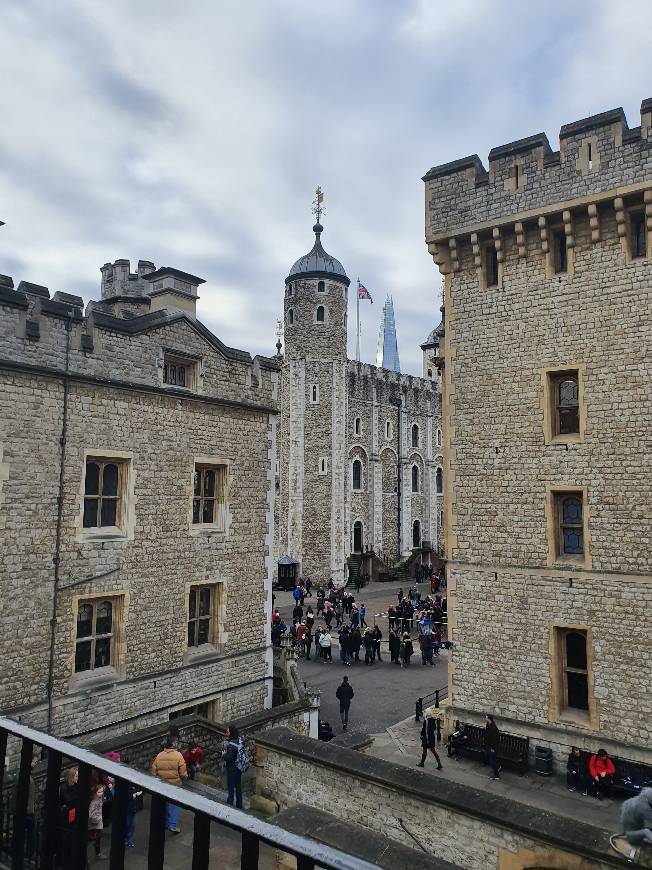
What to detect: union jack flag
<box><xmin>358</xmin><ymin>282</ymin><xmax>373</xmax><ymax>303</ymax></box>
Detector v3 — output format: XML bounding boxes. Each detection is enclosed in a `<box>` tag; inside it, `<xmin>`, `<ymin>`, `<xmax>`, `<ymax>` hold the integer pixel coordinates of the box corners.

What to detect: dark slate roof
<box><xmin>278</xmin><ymin>554</ymin><xmax>299</xmax><ymax>565</ymax></box>
<box><xmin>287</xmin><ymin>224</ymin><xmax>348</xmax><ymax>284</ymax></box>
<box><xmin>141</xmin><ymin>266</ymin><xmax>206</xmax><ymax>285</ymax></box>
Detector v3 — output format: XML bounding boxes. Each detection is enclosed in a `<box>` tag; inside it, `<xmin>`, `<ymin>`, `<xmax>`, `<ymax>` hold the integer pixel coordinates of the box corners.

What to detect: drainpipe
<box><xmin>396</xmin><ymin>398</ymin><xmax>402</xmax><ymax>561</ymax></box>
<box><xmin>47</xmin><ymin>312</ymin><xmax>73</xmax><ymax>734</ymax></box>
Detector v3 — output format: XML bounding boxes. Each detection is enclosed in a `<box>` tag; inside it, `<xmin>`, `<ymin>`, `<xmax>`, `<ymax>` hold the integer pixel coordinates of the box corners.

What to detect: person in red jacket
<box><xmin>182</xmin><ymin>741</ymin><xmax>205</xmax><ymax>781</ymax></box>
<box><xmin>587</xmin><ymin>748</ymin><xmax>615</xmax><ymax>800</ymax></box>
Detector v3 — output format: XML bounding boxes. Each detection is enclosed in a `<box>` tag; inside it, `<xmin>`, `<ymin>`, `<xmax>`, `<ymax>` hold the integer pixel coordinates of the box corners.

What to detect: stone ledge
<box><xmin>255</xmin><ymin>728</ymin><xmax>623</xmax><ymax>867</ymax></box>
<box><xmin>271</xmin><ymin>805</ymin><xmax>462</xmax><ymax>870</ymax></box>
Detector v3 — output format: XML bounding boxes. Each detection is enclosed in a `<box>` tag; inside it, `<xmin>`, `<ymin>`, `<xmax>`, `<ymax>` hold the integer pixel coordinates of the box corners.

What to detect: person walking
<box><xmin>151</xmin><ymin>736</ymin><xmax>188</xmax><ymax>832</ymax></box>
<box><xmin>304</xmin><ymin>627</ymin><xmax>313</xmax><ymax>660</ymax></box>
<box><xmin>88</xmin><ymin>783</ymin><xmax>105</xmax><ymax>860</ymax></box>
<box><xmin>359</xmin><ymin>604</ymin><xmax>367</xmax><ymax>629</ymax></box>
<box><xmin>351</xmin><ymin>625</ymin><xmax>362</xmax><ymax>662</ymax></box>
<box><xmin>338</xmin><ymin>625</ymin><xmax>351</xmax><ymax>666</ymax></box>
<box><xmin>372</xmin><ymin>625</ymin><xmax>383</xmax><ymax>662</ymax></box>
<box><xmin>484</xmin><ymin>714</ymin><xmax>501</xmax><ymax>780</ymax></box>
<box><xmin>222</xmin><ymin>726</ymin><xmax>248</xmax><ymax>809</ymax></box>
<box><xmin>319</xmin><ymin>628</ymin><xmax>332</xmax><ymax>662</ymax></box>
<box><xmin>335</xmin><ymin>676</ymin><xmax>354</xmax><ymax>731</ymax></box>
<box><xmin>417</xmin><ymin>714</ymin><xmax>443</xmax><ymax>770</ymax></box>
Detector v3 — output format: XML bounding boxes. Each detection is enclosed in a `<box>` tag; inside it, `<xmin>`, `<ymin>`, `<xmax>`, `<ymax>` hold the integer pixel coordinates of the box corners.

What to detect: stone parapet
<box><xmin>424</xmin><ymin>99</ymin><xmax>652</xmax><ymax>241</ymax></box>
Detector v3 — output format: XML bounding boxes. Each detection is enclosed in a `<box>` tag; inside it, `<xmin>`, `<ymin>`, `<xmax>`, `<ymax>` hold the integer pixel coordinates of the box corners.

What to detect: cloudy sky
<box><xmin>1</xmin><ymin>0</ymin><xmax>650</xmax><ymax>373</ymax></box>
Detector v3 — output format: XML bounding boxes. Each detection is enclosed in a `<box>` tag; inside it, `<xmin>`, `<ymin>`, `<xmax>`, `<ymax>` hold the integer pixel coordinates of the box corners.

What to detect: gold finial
<box><xmin>311</xmin><ymin>186</ymin><xmax>325</xmax><ymax>225</ymax></box>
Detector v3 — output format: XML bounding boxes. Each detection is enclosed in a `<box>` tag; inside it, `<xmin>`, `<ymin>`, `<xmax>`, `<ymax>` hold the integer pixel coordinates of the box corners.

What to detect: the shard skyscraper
<box><xmin>375</xmin><ymin>295</ymin><xmax>401</xmax><ymax>372</ymax></box>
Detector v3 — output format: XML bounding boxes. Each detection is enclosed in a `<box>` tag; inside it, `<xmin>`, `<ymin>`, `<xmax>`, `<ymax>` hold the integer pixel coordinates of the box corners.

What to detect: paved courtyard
<box><xmin>273</xmin><ymin>578</ymin><xmax>448</xmax><ymax>734</ymax></box>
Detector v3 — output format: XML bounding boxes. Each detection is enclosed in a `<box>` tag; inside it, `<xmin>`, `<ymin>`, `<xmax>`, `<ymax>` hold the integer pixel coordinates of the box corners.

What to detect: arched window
<box><xmin>411</xmin><ymin>464</ymin><xmax>419</xmax><ymax>493</ymax></box>
<box><xmin>386</xmin><ymin>420</ymin><xmax>392</xmax><ymax>440</ymax></box>
<box><xmin>287</xmin><ymin>283</ymin><xmax>294</xmax><ymax>296</ymax></box>
<box><xmin>412</xmin><ymin>519</ymin><xmax>421</xmax><ymax>548</ymax></box>
<box><xmin>436</xmin><ymin>428</ymin><xmax>442</xmax><ymax>448</ymax></box>
<box><xmin>436</xmin><ymin>467</ymin><xmax>443</xmax><ymax>495</ymax></box>
<box><xmin>311</xmin><ymin>385</ymin><xmax>319</xmax><ymax>404</ymax></box>
<box><xmin>288</xmin><ymin>308</ymin><xmax>294</xmax><ymax>325</ymax></box>
<box><xmin>354</xmin><ymin>417</ymin><xmax>361</xmax><ymax>436</ymax></box>
<box><xmin>352</xmin><ymin>459</ymin><xmax>362</xmax><ymax>491</ymax></box>
<box><xmin>317</xmin><ymin>280</ymin><xmax>325</xmax><ymax>292</ymax></box>
<box><xmin>411</xmin><ymin>424</ymin><xmax>419</xmax><ymax>448</ymax></box>
<box><xmin>353</xmin><ymin>520</ymin><xmax>363</xmax><ymax>552</ymax></box>
<box><xmin>316</xmin><ymin>305</ymin><xmax>325</xmax><ymax>322</ymax></box>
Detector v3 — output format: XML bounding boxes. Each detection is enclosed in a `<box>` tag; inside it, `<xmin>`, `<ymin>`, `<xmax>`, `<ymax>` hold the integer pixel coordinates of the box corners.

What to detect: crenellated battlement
<box><xmin>424</xmin><ymin>99</ymin><xmax>652</xmax><ymax>243</ymax></box>
<box><xmin>346</xmin><ymin>360</ymin><xmax>437</xmax><ymax>406</ymax></box>
<box><xmin>100</xmin><ymin>258</ymin><xmax>156</xmax><ymax>300</ymax></box>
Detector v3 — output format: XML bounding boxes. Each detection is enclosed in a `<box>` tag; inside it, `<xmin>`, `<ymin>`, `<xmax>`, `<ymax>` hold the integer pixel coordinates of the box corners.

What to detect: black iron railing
<box><xmin>0</xmin><ymin>716</ymin><xmax>379</xmax><ymax>870</ymax></box>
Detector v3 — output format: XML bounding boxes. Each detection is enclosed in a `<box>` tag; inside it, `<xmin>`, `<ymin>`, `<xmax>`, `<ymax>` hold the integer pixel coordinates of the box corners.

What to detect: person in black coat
<box><xmin>566</xmin><ymin>746</ymin><xmax>583</xmax><ymax>791</ymax></box>
<box><xmin>417</xmin><ymin>714</ymin><xmax>443</xmax><ymax>769</ymax></box>
<box><xmin>335</xmin><ymin>676</ymin><xmax>354</xmax><ymax>730</ymax></box>
<box><xmin>388</xmin><ymin>629</ymin><xmax>400</xmax><ymax>664</ymax></box>
<box><xmin>484</xmin><ymin>714</ymin><xmax>501</xmax><ymax>780</ymax></box>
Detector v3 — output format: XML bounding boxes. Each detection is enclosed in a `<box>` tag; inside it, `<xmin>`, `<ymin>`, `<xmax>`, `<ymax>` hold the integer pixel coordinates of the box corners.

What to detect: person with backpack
<box><xmin>222</xmin><ymin>725</ymin><xmax>249</xmax><ymax>809</ymax></box>
<box><xmin>335</xmin><ymin>676</ymin><xmax>354</xmax><ymax>730</ymax></box>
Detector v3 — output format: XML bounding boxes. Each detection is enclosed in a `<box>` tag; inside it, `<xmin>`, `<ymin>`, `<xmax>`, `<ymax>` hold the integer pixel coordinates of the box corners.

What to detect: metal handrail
<box><xmin>0</xmin><ymin>716</ymin><xmax>380</xmax><ymax>870</ymax></box>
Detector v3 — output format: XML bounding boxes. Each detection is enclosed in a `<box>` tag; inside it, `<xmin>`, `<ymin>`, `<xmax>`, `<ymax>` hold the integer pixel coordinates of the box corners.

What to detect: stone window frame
<box><xmin>385</xmin><ymin>420</ymin><xmax>392</xmax><ymax>441</ymax></box>
<box><xmin>287</xmin><ymin>283</ymin><xmax>294</xmax><ymax>297</ymax></box>
<box><xmin>351</xmin><ymin>458</ymin><xmax>364</xmax><ymax>492</ymax></box>
<box><xmin>189</xmin><ymin>456</ymin><xmax>231</xmax><ymax>538</ymax></box>
<box><xmin>545</xmin><ymin>220</ymin><xmax>575</xmax><ymax>279</ymax></box>
<box><xmin>314</xmin><ymin>304</ymin><xmax>328</xmax><ymax>324</ymax></box>
<box><xmin>411</xmin><ymin>463</ymin><xmax>420</xmax><ymax>494</ymax></box>
<box><xmin>439</xmin><ymin>509</ymin><xmax>444</xmax><ymax>529</ymax></box>
<box><xmin>481</xmin><ymin>239</ymin><xmax>501</xmax><ymax>290</ymax></box>
<box><xmin>309</xmin><ymin>384</ymin><xmax>320</xmax><ymax>404</ymax></box>
<box><xmin>318</xmin><ymin>457</ymin><xmax>328</xmax><ymax>476</ymax></box>
<box><xmin>317</xmin><ymin>280</ymin><xmax>325</xmax><ymax>293</ymax></box>
<box><xmin>69</xmin><ymin>590</ymin><xmax>128</xmax><ymax>690</ymax></box>
<box><xmin>412</xmin><ymin>518</ymin><xmax>421</xmax><ymax>548</ymax></box>
<box><xmin>160</xmin><ymin>348</ymin><xmax>202</xmax><ymax>393</ymax></box>
<box><xmin>435</xmin><ymin>427</ymin><xmax>442</xmax><ymax>448</ymax></box>
<box><xmin>541</xmin><ymin>365</ymin><xmax>586</xmax><ymax>445</ymax></box>
<box><xmin>545</xmin><ymin>485</ymin><xmax>591</xmax><ymax>569</ymax></box>
<box><xmin>287</xmin><ymin>308</ymin><xmax>295</xmax><ymax>325</ymax></box>
<box><xmin>410</xmin><ymin>422</ymin><xmax>419</xmax><ymax>448</ymax></box>
<box><xmin>353</xmin><ymin>416</ymin><xmax>361</xmax><ymax>436</ymax></box>
<box><xmin>435</xmin><ymin>466</ymin><xmax>443</xmax><ymax>496</ymax></box>
<box><xmin>626</xmin><ymin>206</ymin><xmax>649</xmax><ymax>263</ymax></box>
<box><xmin>76</xmin><ymin>450</ymin><xmax>135</xmax><ymax>543</ymax></box>
<box><xmin>183</xmin><ymin>579</ymin><xmax>225</xmax><ymax>664</ymax></box>
<box><xmin>549</xmin><ymin>623</ymin><xmax>598</xmax><ymax>730</ymax></box>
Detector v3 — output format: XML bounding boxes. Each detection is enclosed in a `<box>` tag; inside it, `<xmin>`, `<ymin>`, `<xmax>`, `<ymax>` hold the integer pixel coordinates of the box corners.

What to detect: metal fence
<box><xmin>0</xmin><ymin>716</ymin><xmax>379</xmax><ymax>870</ymax></box>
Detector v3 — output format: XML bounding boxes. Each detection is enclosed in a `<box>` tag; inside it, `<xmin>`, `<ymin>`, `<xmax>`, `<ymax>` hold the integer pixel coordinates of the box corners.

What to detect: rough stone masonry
<box><xmin>0</xmin><ymin>259</ymin><xmax>278</xmax><ymax>743</ymax></box>
<box><xmin>424</xmin><ymin>99</ymin><xmax>652</xmax><ymax>765</ymax></box>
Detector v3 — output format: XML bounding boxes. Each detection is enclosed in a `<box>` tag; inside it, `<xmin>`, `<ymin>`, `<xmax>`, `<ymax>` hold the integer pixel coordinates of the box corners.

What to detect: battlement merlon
<box><xmin>423</xmin><ymin>99</ymin><xmax>652</xmax><ymax>243</ymax></box>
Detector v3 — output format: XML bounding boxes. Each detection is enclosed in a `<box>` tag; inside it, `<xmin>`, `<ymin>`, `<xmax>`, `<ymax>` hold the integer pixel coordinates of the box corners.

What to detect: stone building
<box><xmin>0</xmin><ymin>258</ymin><xmax>278</xmax><ymax>742</ymax></box>
<box><xmin>423</xmin><ymin>100</ymin><xmax>652</xmax><ymax>762</ymax></box>
<box><xmin>276</xmin><ymin>219</ymin><xmax>442</xmax><ymax>585</ymax></box>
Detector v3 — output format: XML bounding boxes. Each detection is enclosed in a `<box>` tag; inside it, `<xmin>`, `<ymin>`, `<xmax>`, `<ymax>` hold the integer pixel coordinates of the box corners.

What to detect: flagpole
<box><xmin>356</xmin><ymin>278</ymin><xmax>360</xmax><ymax>361</ymax></box>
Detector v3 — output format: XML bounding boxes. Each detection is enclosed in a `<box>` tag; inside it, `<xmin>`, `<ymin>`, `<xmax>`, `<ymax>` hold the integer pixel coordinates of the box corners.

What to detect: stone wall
<box><xmin>423</xmin><ymin>101</ymin><xmax>652</xmax><ymax>761</ymax></box>
<box><xmin>0</xmin><ymin>266</ymin><xmax>278</xmax><ymax>741</ymax></box>
<box><xmin>254</xmin><ymin>729</ymin><xmax>619</xmax><ymax>870</ymax></box>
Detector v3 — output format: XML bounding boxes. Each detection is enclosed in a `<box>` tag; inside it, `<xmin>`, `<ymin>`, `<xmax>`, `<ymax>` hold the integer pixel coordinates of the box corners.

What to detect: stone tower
<box><xmin>278</xmin><ymin>219</ymin><xmax>350</xmax><ymax>584</ymax></box>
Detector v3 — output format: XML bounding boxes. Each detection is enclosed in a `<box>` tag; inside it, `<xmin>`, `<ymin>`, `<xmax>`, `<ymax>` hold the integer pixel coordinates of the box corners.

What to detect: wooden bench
<box><xmin>450</xmin><ymin>723</ymin><xmax>529</xmax><ymax>774</ymax></box>
<box><xmin>578</xmin><ymin>751</ymin><xmax>652</xmax><ymax>799</ymax></box>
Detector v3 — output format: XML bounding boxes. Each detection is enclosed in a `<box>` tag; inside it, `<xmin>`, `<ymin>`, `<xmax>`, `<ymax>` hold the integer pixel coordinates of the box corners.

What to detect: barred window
<box><xmin>83</xmin><ymin>460</ymin><xmax>125</xmax><ymax>529</ymax></box>
<box><xmin>193</xmin><ymin>465</ymin><xmax>227</xmax><ymax>528</ymax></box>
<box><xmin>558</xmin><ymin>494</ymin><xmax>584</xmax><ymax>557</ymax></box>
<box><xmin>75</xmin><ymin>599</ymin><xmax>115</xmax><ymax>673</ymax></box>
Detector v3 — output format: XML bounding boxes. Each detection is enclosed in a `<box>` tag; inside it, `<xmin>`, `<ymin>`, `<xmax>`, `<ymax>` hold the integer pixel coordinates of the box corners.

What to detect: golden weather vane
<box><xmin>311</xmin><ymin>186</ymin><xmax>325</xmax><ymax>224</ymax></box>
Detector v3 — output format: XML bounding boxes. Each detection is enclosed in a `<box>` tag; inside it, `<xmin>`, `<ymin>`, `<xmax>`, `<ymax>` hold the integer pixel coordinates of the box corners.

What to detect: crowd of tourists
<box><xmin>43</xmin><ymin>724</ymin><xmax>247</xmax><ymax>863</ymax></box>
<box><xmin>271</xmin><ymin>577</ymin><xmax>449</xmax><ymax>670</ymax></box>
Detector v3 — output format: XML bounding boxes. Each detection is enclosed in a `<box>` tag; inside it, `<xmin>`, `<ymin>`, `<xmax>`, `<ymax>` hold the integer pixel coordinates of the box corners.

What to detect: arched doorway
<box><xmin>353</xmin><ymin>521</ymin><xmax>363</xmax><ymax>553</ymax></box>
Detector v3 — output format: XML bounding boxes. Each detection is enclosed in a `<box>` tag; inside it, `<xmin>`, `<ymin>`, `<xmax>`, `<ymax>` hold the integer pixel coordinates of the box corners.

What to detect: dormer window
<box><xmin>317</xmin><ymin>280</ymin><xmax>325</xmax><ymax>292</ymax></box>
<box><xmin>164</xmin><ymin>353</ymin><xmax>196</xmax><ymax>390</ymax></box>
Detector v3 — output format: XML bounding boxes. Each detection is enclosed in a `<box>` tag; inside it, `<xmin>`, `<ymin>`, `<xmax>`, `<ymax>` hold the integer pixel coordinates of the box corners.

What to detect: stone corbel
<box><xmin>587</xmin><ymin>204</ymin><xmax>600</xmax><ymax>243</ymax></box>
<box><xmin>492</xmin><ymin>227</ymin><xmax>503</xmax><ymax>264</ymax></box>
<box><xmin>514</xmin><ymin>222</ymin><xmax>526</xmax><ymax>258</ymax></box>
<box><xmin>562</xmin><ymin>210</ymin><xmax>575</xmax><ymax>250</ymax></box>
<box><xmin>538</xmin><ymin>216</ymin><xmax>549</xmax><ymax>254</ymax></box>
<box><xmin>614</xmin><ymin>197</ymin><xmax>628</xmax><ymax>257</ymax></box>
<box><xmin>428</xmin><ymin>241</ymin><xmax>451</xmax><ymax>276</ymax></box>
<box><xmin>470</xmin><ymin>233</ymin><xmax>482</xmax><ymax>284</ymax></box>
<box><xmin>448</xmin><ymin>237</ymin><xmax>460</xmax><ymax>273</ymax></box>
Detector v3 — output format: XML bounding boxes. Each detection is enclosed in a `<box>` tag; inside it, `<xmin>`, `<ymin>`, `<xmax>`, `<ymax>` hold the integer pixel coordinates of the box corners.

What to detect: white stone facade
<box><xmin>276</xmin><ymin>228</ymin><xmax>442</xmax><ymax>584</ymax></box>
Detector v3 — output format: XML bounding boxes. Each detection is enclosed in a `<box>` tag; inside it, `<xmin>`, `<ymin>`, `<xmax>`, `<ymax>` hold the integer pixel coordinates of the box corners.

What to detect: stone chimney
<box><xmin>141</xmin><ymin>266</ymin><xmax>205</xmax><ymax>318</ymax></box>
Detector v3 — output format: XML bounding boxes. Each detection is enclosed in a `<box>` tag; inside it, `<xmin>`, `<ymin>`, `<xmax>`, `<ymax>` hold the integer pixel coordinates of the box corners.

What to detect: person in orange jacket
<box><xmin>587</xmin><ymin>748</ymin><xmax>615</xmax><ymax>800</ymax></box>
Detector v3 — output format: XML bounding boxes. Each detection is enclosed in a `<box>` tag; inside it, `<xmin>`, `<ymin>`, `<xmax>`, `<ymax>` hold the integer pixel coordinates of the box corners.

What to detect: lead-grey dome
<box><xmin>286</xmin><ymin>223</ymin><xmax>350</xmax><ymax>286</ymax></box>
